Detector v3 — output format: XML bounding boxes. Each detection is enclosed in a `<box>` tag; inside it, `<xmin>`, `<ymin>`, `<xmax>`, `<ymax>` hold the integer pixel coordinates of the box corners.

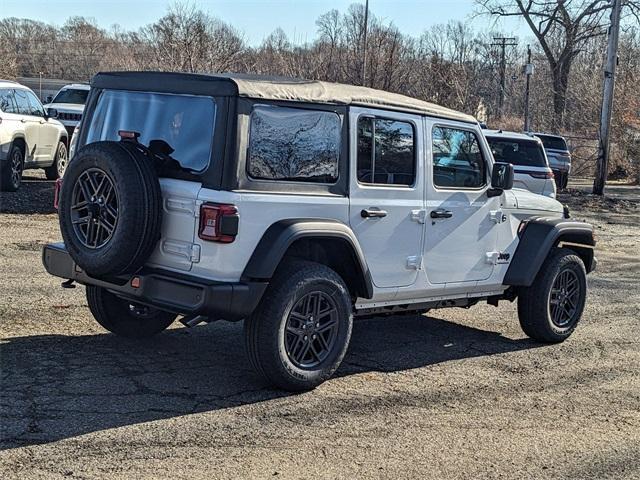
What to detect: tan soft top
<box><xmin>221</xmin><ymin>73</ymin><xmax>477</xmax><ymax>124</ymax></box>
<box><xmin>92</xmin><ymin>71</ymin><xmax>476</xmax><ymax>124</ymax></box>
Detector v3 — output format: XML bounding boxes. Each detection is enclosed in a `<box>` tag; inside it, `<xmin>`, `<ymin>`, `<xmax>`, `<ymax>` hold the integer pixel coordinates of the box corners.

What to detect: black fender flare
<box><xmin>242</xmin><ymin>218</ymin><xmax>374</xmax><ymax>298</ymax></box>
<box><xmin>503</xmin><ymin>217</ymin><xmax>596</xmax><ymax>287</ymax></box>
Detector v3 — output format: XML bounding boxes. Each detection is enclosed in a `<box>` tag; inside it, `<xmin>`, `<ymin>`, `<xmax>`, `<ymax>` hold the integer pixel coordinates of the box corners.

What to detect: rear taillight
<box><xmin>529</xmin><ymin>171</ymin><xmax>554</xmax><ymax>179</ymax></box>
<box><xmin>198</xmin><ymin>203</ymin><xmax>239</xmax><ymax>243</ymax></box>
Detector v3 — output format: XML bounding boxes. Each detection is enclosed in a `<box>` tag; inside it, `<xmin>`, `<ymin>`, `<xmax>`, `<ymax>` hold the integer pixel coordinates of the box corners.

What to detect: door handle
<box><xmin>361</xmin><ymin>208</ymin><xmax>387</xmax><ymax>219</ymax></box>
<box><xmin>430</xmin><ymin>209</ymin><xmax>453</xmax><ymax>219</ymax></box>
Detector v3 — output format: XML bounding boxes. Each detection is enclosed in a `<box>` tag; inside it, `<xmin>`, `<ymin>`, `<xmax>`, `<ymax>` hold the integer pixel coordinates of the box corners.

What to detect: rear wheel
<box><xmin>44</xmin><ymin>141</ymin><xmax>68</xmax><ymax>180</ymax></box>
<box><xmin>1</xmin><ymin>144</ymin><xmax>24</xmax><ymax>192</ymax></box>
<box><xmin>244</xmin><ymin>261</ymin><xmax>353</xmax><ymax>391</ymax></box>
<box><xmin>518</xmin><ymin>248</ymin><xmax>587</xmax><ymax>343</ymax></box>
<box><xmin>86</xmin><ymin>285</ymin><xmax>177</xmax><ymax>338</ymax></box>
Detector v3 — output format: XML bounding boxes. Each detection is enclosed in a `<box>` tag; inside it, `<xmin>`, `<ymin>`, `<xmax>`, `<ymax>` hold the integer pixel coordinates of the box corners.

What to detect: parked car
<box><xmin>0</xmin><ymin>80</ymin><xmax>69</xmax><ymax>191</ymax></box>
<box><xmin>484</xmin><ymin>130</ymin><xmax>556</xmax><ymax>198</ymax></box>
<box><xmin>43</xmin><ymin>72</ymin><xmax>596</xmax><ymax>391</ymax></box>
<box><xmin>531</xmin><ymin>133</ymin><xmax>571</xmax><ymax>190</ymax></box>
<box><xmin>44</xmin><ymin>83</ymin><xmax>89</xmax><ymax>139</ymax></box>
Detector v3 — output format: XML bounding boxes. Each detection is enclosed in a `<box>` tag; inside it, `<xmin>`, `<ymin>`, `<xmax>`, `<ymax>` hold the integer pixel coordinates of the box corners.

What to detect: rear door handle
<box><xmin>430</xmin><ymin>209</ymin><xmax>453</xmax><ymax>219</ymax></box>
<box><xmin>361</xmin><ymin>208</ymin><xmax>387</xmax><ymax>218</ymax></box>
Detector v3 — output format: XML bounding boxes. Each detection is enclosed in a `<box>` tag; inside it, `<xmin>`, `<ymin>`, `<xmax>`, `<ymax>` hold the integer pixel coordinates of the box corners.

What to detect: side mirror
<box><xmin>46</xmin><ymin>108</ymin><xmax>58</xmax><ymax>119</ymax></box>
<box><xmin>46</xmin><ymin>95</ymin><xmax>53</xmax><ymax>103</ymax></box>
<box><xmin>488</xmin><ymin>162</ymin><xmax>514</xmax><ymax>197</ymax></box>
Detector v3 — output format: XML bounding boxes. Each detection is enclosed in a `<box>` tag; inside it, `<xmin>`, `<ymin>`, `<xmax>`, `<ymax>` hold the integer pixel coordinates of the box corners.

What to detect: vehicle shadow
<box><xmin>0</xmin><ymin>314</ymin><xmax>540</xmax><ymax>449</ymax></box>
<box><xmin>0</xmin><ymin>175</ymin><xmax>55</xmax><ymax>214</ymax></box>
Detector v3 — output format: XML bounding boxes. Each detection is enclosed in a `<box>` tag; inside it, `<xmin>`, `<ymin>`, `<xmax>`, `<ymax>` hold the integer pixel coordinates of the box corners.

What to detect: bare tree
<box><xmin>475</xmin><ymin>0</ymin><xmax>634</xmax><ymax>130</ymax></box>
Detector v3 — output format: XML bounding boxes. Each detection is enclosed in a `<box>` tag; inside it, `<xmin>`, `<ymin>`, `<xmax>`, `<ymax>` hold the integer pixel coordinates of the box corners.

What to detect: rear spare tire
<box><xmin>58</xmin><ymin>141</ymin><xmax>162</xmax><ymax>277</ymax></box>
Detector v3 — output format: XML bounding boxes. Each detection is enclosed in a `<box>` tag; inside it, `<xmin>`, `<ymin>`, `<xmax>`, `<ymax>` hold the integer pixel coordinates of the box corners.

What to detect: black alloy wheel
<box><xmin>285</xmin><ymin>291</ymin><xmax>340</xmax><ymax>369</ymax></box>
<box><xmin>70</xmin><ymin>168</ymin><xmax>118</xmax><ymax>249</ymax></box>
<box><xmin>549</xmin><ymin>268</ymin><xmax>581</xmax><ymax>327</ymax></box>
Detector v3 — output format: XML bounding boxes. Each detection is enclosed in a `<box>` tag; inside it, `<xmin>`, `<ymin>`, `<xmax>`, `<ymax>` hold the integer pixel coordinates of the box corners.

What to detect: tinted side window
<box><xmin>0</xmin><ymin>89</ymin><xmax>17</xmax><ymax>113</ymax></box>
<box><xmin>13</xmin><ymin>89</ymin><xmax>32</xmax><ymax>115</ymax></box>
<box><xmin>248</xmin><ymin>106</ymin><xmax>340</xmax><ymax>183</ymax></box>
<box><xmin>25</xmin><ymin>91</ymin><xmax>45</xmax><ymax>117</ymax></box>
<box><xmin>432</xmin><ymin>126</ymin><xmax>486</xmax><ymax>189</ymax></box>
<box><xmin>357</xmin><ymin>117</ymin><xmax>415</xmax><ymax>186</ymax></box>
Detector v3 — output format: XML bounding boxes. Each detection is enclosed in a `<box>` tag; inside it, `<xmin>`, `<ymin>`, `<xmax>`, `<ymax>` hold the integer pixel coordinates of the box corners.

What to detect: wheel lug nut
<box><xmin>316</xmin><ymin>323</ymin><xmax>320</xmax><ymax>328</ymax></box>
<box><xmin>303</xmin><ymin>335</ymin><xmax>308</xmax><ymax>341</ymax></box>
<box><xmin>312</xmin><ymin>334</ymin><xmax>317</xmax><ymax>339</ymax></box>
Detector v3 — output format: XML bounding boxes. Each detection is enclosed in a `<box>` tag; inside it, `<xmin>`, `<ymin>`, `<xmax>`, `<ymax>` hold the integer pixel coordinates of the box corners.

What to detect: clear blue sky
<box><xmin>0</xmin><ymin>0</ymin><xmax>528</xmax><ymax>45</ymax></box>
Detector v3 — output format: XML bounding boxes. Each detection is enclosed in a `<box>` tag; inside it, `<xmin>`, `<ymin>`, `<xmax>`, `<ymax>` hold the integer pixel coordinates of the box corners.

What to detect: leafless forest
<box><xmin>0</xmin><ymin>1</ymin><xmax>638</xmax><ymax>181</ymax></box>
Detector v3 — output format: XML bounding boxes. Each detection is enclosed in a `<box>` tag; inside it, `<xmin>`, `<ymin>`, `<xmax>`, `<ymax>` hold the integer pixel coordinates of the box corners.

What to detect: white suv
<box><xmin>0</xmin><ymin>81</ymin><xmax>69</xmax><ymax>191</ymax></box>
<box><xmin>484</xmin><ymin>130</ymin><xmax>556</xmax><ymax>198</ymax></box>
<box><xmin>44</xmin><ymin>83</ymin><xmax>89</xmax><ymax>138</ymax></box>
<box><xmin>43</xmin><ymin>72</ymin><xmax>596</xmax><ymax>391</ymax></box>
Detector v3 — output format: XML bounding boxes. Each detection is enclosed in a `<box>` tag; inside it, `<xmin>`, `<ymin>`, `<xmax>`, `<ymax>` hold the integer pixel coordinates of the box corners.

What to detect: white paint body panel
<box><xmin>141</xmin><ymin>107</ymin><xmax>566</xmax><ymax>311</ymax></box>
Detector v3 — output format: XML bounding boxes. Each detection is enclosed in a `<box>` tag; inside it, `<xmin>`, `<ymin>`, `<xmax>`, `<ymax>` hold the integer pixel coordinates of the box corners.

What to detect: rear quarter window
<box><xmin>247</xmin><ymin>105</ymin><xmax>340</xmax><ymax>183</ymax></box>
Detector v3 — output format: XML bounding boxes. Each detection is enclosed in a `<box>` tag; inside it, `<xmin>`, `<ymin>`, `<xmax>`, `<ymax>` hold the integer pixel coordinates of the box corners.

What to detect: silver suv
<box><xmin>0</xmin><ymin>81</ymin><xmax>69</xmax><ymax>191</ymax></box>
<box><xmin>532</xmin><ymin>133</ymin><xmax>571</xmax><ymax>190</ymax></box>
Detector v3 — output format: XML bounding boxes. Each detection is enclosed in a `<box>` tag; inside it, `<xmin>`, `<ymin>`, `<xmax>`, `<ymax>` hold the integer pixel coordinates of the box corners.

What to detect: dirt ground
<box><xmin>1</xmin><ymin>173</ymin><xmax>639</xmax><ymax>479</ymax></box>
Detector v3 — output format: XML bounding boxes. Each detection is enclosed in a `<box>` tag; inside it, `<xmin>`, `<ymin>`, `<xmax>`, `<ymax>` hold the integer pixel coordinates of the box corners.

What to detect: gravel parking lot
<box><xmin>1</xmin><ymin>173</ymin><xmax>639</xmax><ymax>479</ymax></box>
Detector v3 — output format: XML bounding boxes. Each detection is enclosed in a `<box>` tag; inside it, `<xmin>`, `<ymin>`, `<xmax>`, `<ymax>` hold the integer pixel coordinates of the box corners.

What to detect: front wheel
<box><xmin>44</xmin><ymin>141</ymin><xmax>68</xmax><ymax>180</ymax></box>
<box><xmin>518</xmin><ymin>248</ymin><xmax>587</xmax><ymax>343</ymax></box>
<box><xmin>244</xmin><ymin>261</ymin><xmax>353</xmax><ymax>391</ymax></box>
<box><xmin>86</xmin><ymin>285</ymin><xmax>177</xmax><ymax>338</ymax></box>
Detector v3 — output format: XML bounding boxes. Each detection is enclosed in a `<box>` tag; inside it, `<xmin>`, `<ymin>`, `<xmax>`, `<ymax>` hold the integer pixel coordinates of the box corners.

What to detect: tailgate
<box><xmin>146</xmin><ymin>178</ymin><xmax>201</xmax><ymax>272</ymax></box>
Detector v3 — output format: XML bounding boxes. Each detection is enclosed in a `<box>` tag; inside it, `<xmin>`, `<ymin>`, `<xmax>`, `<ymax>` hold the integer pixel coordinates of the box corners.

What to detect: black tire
<box><xmin>1</xmin><ymin>143</ymin><xmax>24</xmax><ymax>192</ymax></box>
<box><xmin>561</xmin><ymin>173</ymin><xmax>569</xmax><ymax>190</ymax></box>
<box><xmin>44</xmin><ymin>141</ymin><xmax>68</xmax><ymax>180</ymax></box>
<box><xmin>518</xmin><ymin>248</ymin><xmax>587</xmax><ymax>343</ymax></box>
<box><xmin>58</xmin><ymin>141</ymin><xmax>162</xmax><ymax>277</ymax></box>
<box><xmin>244</xmin><ymin>260</ymin><xmax>353</xmax><ymax>391</ymax></box>
<box><xmin>86</xmin><ymin>285</ymin><xmax>177</xmax><ymax>338</ymax></box>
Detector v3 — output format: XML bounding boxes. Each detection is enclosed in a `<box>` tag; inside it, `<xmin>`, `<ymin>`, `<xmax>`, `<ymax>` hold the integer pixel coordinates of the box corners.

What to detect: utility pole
<box><xmin>362</xmin><ymin>0</ymin><xmax>369</xmax><ymax>86</ymax></box>
<box><xmin>594</xmin><ymin>0</ymin><xmax>623</xmax><ymax>196</ymax></box>
<box><xmin>523</xmin><ymin>45</ymin><xmax>533</xmax><ymax>132</ymax></box>
<box><xmin>492</xmin><ymin>36</ymin><xmax>517</xmax><ymax>119</ymax></box>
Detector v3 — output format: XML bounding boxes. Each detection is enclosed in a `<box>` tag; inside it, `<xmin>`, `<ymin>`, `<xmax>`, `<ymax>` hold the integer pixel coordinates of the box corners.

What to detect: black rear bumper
<box><xmin>42</xmin><ymin>243</ymin><xmax>267</xmax><ymax>321</ymax></box>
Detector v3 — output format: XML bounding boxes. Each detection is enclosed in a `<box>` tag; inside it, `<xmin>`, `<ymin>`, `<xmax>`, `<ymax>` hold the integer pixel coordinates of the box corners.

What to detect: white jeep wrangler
<box><xmin>43</xmin><ymin>72</ymin><xmax>596</xmax><ymax>391</ymax></box>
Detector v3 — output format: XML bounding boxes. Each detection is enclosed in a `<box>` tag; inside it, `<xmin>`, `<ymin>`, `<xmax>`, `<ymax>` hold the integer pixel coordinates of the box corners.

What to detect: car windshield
<box><xmin>53</xmin><ymin>88</ymin><xmax>89</xmax><ymax>105</ymax></box>
<box><xmin>536</xmin><ymin>134</ymin><xmax>568</xmax><ymax>151</ymax></box>
<box><xmin>486</xmin><ymin>137</ymin><xmax>547</xmax><ymax>168</ymax></box>
<box><xmin>85</xmin><ymin>90</ymin><xmax>216</xmax><ymax>173</ymax></box>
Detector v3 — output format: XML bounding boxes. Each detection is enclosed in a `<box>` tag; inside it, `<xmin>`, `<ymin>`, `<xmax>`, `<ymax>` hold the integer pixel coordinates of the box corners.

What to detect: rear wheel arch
<box><xmin>242</xmin><ymin>219</ymin><xmax>373</xmax><ymax>299</ymax></box>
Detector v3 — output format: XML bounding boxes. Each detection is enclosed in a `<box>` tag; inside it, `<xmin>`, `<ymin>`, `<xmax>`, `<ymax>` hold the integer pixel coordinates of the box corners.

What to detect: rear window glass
<box><xmin>486</xmin><ymin>138</ymin><xmax>547</xmax><ymax>168</ymax></box>
<box><xmin>53</xmin><ymin>88</ymin><xmax>89</xmax><ymax>105</ymax></box>
<box><xmin>86</xmin><ymin>90</ymin><xmax>216</xmax><ymax>173</ymax></box>
<box><xmin>248</xmin><ymin>105</ymin><xmax>340</xmax><ymax>183</ymax></box>
<box><xmin>536</xmin><ymin>134</ymin><xmax>568</xmax><ymax>151</ymax></box>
